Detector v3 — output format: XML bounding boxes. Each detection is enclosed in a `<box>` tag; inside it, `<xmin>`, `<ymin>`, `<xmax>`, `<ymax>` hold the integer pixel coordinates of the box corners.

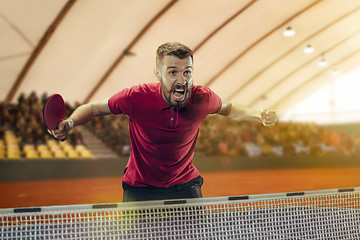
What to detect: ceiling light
<box><xmin>331</xmin><ymin>69</ymin><xmax>339</xmax><ymax>76</ymax></box>
<box><xmin>283</xmin><ymin>27</ymin><xmax>295</xmax><ymax>37</ymax></box>
<box><xmin>319</xmin><ymin>58</ymin><xmax>328</xmax><ymax>67</ymax></box>
<box><xmin>304</xmin><ymin>44</ymin><xmax>315</xmax><ymax>54</ymax></box>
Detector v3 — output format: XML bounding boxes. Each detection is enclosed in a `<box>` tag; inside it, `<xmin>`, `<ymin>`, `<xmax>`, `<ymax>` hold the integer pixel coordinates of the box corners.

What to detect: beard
<box><xmin>160</xmin><ymin>81</ymin><xmax>192</xmax><ymax>110</ymax></box>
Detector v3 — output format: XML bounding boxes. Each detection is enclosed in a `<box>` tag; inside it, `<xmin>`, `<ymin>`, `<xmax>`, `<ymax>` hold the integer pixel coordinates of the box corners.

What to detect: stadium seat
<box><xmin>7</xmin><ymin>150</ymin><xmax>20</xmax><ymax>159</ymax></box>
<box><xmin>67</xmin><ymin>149</ymin><xmax>79</xmax><ymax>159</ymax></box>
<box><xmin>39</xmin><ymin>150</ymin><xmax>53</xmax><ymax>159</ymax></box>
<box><xmin>53</xmin><ymin>150</ymin><xmax>66</xmax><ymax>158</ymax></box>
<box><xmin>23</xmin><ymin>144</ymin><xmax>35</xmax><ymax>153</ymax></box>
<box><xmin>79</xmin><ymin>149</ymin><xmax>93</xmax><ymax>158</ymax></box>
<box><xmin>0</xmin><ymin>140</ymin><xmax>4</xmax><ymax>159</ymax></box>
<box><xmin>37</xmin><ymin>144</ymin><xmax>53</xmax><ymax>159</ymax></box>
<box><xmin>25</xmin><ymin>150</ymin><xmax>39</xmax><ymax>159</ymax></box>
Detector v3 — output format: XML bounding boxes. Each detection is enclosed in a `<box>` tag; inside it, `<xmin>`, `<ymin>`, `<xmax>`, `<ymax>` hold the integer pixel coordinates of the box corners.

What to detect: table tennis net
<box><xmin>1</xmin><ymin>187</ymin><xmax>359</xmax><ymax>239</ymax></box>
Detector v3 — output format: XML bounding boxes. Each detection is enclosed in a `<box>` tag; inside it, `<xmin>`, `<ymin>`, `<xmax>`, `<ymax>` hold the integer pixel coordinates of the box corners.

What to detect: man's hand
<box><xmin>261</xmin><ymin>110</ymin><xmax>277</xmax><ymax>127</ymax></box>
<box><xmin>47</xmin><ymin>119</ymin><xmax>74</xmax><ymax>140</ymax></box>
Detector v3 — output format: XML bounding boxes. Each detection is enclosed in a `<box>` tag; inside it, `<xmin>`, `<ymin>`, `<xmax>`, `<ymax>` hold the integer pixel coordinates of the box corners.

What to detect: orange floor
<box><xmin>1</xmin><ymin>167</ymin><xmax>360</xmax><ymax>208</ymax></box>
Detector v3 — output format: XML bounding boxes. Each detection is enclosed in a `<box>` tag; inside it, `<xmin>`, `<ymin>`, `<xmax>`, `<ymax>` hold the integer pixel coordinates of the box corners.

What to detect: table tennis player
<box><xmin>48</xmin><ymin>42</ymin><xmax>277</xmax><ymax>202</ymax></box>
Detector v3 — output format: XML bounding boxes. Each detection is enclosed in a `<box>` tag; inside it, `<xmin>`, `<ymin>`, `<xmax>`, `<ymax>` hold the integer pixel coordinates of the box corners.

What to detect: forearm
<box><xmin>68</xmin><ymin>104</ymin><xmax>96</xmax><ymax>127</ymax></box>
<box><xmin>50</xmin><ymin>99</ymin><xmax>111</xmax><ymax>140</ymax></box>
<box><xmin>216</xmin><ymin>101</ymin><xmax>277</xmax><ymax>127</ymax></box>
<box><xmin>227</xmin><ymin>103</ymin><xmax>262</xmax><ymax>123</ymax></box>
<box><xmin>68</xmin><ymin>99</ymin><xmax>111</xmax><ymax>127</ymax></box>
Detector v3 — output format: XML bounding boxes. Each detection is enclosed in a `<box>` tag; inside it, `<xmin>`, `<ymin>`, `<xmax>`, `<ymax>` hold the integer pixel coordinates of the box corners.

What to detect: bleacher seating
<box><xmin>5</xmin><ymin>131</ymin><xmax>21</xmax><ymax>159</ymax></box>
<box><xmin>0</xmin><ymin>92</ymin><xmax>96</xmax><ymax>160</ymax></box>
<box><xmin>1</xmin><ymin>91</ymin><xmax>360</xmax><ymax>161</ymax></box>
<box><xmin>0</xmin><ymin>140</ymin><xmax>5</xmax><ymax>159</ymax></box>
<box><xmin>0</xmin><ymin>134</ymin><xmax>94</xmax><ymax>160</ymax></box>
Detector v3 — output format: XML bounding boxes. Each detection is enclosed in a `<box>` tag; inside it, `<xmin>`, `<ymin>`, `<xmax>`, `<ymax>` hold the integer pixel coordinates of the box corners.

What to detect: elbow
<box><xmin>224</xmin><ymin>102</ymin><xmax>232</xmax><ymax>116</ymax></box>
<box><xmin>217</xmin><ymin>102</ymin><xmax>232</xmax><ymax>116</ymax></box>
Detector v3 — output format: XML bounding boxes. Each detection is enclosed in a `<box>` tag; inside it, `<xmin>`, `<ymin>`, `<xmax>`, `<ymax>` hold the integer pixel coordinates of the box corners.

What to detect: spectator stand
<box><xmin>1</xmin><ymin>91</ymin><xmax>360</xmax><ymax>183</ymax></box>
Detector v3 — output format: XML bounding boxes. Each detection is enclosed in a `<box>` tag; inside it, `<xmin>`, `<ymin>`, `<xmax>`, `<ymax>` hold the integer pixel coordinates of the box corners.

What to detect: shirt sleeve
<box><xmin>108</xmin><ymin>87</ymin><xmax>133</xmax><ymax>115</ymax></box>
<box><xmin>207</xmin><ymin>88</ymin><xmax>222</xmax><ymax>114</ymax></box>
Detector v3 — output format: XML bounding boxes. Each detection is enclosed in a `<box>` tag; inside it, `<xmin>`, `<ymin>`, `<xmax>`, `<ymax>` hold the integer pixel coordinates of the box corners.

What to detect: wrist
<box><xmin>260</xmin><ymin>110</ymin><xmax>267</xmax><ymax>125</ymax></box>
<box><xmin>67</xmin><ymin>118</ymin><xmax>74</xmax><ymax>130</ymax></box>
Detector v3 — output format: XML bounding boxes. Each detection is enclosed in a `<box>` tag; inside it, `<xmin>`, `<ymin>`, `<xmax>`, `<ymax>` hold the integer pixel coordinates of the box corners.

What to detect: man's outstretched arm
<box><xmin>49</xmin><ymin>98</ymin><xmax>111</xmax><ymax>140</ymax></box>
<box><xmin>215</xmin><ymin>101</ymin><xmax>277</xmax><ymax>127</ymax></box>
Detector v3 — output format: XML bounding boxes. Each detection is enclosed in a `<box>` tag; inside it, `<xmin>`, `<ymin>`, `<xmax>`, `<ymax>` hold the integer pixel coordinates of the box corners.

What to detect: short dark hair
<box><xmin>156</xmin><ymin>42</ymin><xmax>193</xmax><ymax>68</ymax></box>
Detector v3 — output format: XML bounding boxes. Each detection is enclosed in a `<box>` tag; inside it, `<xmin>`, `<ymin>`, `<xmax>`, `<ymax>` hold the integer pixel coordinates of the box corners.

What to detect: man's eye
<box><xmin>169</xmin><ymin>71</ymin><xmax>177</xmax><ymax>75</ymax></box>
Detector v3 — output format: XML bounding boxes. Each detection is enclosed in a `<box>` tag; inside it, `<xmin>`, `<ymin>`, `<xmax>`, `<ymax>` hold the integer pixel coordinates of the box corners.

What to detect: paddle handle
<box><xmin>58</xmin><ymin>120</ymin><xmax>69</xmax><ymax>142</ymax></box>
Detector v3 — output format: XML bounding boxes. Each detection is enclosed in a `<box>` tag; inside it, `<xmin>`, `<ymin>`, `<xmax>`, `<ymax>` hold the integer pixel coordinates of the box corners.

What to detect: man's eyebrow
<box><xmin>167</xmin><ymin>66</ymin><xmax>177</xmax><ymax>70</ymax></box>
<box><xmin>166</xmin><ymin>66</ymin><xmax>193</xmax><ymax>70</ymax></box>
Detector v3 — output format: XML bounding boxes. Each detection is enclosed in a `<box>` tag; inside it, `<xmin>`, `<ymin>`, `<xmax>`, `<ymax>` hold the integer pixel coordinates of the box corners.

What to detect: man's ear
<box><xmin>154</xmin><ymin>67</ymin><xmax>161</xmax><ymax>81</ymax></box>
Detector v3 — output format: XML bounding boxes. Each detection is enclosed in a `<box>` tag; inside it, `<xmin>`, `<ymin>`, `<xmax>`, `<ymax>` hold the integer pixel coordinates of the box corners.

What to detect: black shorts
<box><xmin>122</xmin><ymin>176</ymin><xmax>203</xmax><ymax>202</ymax></box>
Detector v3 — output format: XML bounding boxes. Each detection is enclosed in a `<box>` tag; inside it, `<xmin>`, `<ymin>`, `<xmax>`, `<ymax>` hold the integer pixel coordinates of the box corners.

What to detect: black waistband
<box><xmin>122</xmin><ymin>176</ymin><xmax>203</xmax><ymax>192</ymax></box>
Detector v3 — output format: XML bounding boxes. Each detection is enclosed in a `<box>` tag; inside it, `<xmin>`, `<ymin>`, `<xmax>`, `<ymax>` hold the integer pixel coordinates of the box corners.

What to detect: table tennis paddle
<box><xmin>42</xmin><ymin>94</ymin><xmax>66</xmax><ymax>141</ymax></box>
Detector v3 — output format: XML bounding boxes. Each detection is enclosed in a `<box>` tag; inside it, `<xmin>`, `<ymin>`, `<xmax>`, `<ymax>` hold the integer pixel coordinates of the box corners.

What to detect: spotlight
<box><xmin>319</xmin><ymin>58</ymin><xmax>328</xmax><ymax>67</ymax></box>
<box><xmin>283</xmin><ymin>27</ymin><xmax>295</xmax><ymax>37</ymax></box>
<box><xmin>331</xmin><ymin>69</ymin><xmax>339</xmax><ymax>76</ymax></box>
<box><xmin>304</xmin><ymin>44</ymin><xmax>314</xmax><ymax>54</ymax></box>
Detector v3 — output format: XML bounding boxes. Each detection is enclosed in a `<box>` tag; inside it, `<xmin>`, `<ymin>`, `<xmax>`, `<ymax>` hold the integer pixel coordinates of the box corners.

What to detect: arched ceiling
<box><xmin>2</xmin><ymin>0</ymin><xmax>360</xmax><ymax>118</ymax></box>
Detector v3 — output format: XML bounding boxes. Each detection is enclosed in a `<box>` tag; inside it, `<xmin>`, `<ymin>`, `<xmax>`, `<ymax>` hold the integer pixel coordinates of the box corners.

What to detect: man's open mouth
<box><xmin>173</xmin><ymin>89</ymin><xmax>186</xmax><ymax>101</ymax></box>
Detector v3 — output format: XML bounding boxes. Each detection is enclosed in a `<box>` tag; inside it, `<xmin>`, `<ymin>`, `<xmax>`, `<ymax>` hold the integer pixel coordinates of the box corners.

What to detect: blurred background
<box><xmin>1</xmin><ymin>0</ymin><xmax>360</xmax><ymax>208</ymax></box>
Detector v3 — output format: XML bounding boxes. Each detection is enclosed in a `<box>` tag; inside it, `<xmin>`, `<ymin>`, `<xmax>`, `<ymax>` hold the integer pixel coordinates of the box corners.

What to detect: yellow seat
<box><xmin>0</xmin><ymin>145</ymin><xmax>5</xmax><ymax>155</ymax></box>
<box><xmin>7</xmin><ymin>148</ymin><xmax>20</xmax><ymax>159</ymax></box>
<box><xmin>79</xmin><ymin>149</ymin><xmax>93</xmax><ymax>158</ymax></box>
<box><xmin>54</xmin><ymin>150</ymin><xmax>66</xmax><ymax>158</ymax></box>
<box><xmin>36</xmin><ymin>144</ymin><xmax>53</xmax><ymax>159</ymax></box>
<box><xmin>67</xmin><ymin>149</ymin><xmax>79</xmax><ymax>158</ymax></box>
<box><xmin>5</xmin><ymin>132</ymin><xmax>19</xmax><ymax>147</ymax></box>
<box><xmin>47</xmin><ymin>139</ymin><xmax>58</xmax><ymax>148</ymax></box>
<box><xmin>23</xmin><ymin>144</ymin><xmax>35</xmax><ymax>153</ymax></box>
<box><xmin>25</xmin><ymin>150</ymin><xmax>39</xmax><ymax>159</ymax></box>
<box><xmin>62</xmin><ymin>144</ymin><xmax>73</xmax><ymax>153</ymax></box>
<box><xmin>37</xmin><ymin>144</ymin><xmax>49</xmax><ymax>152</ymax></box>
<box><xmin>39</xmin><ymin>150</ymin><xmax>53</xmax><ymax>159</ymax></box>
<box><xmin>7</xmin><ymin>151</ymin><xmax>20</xmax><ymax>159</ymax></box>
<box><xmin>59</xmin><ymin>141</ymin><xmax>70</xmax><ymax>149</ymax></box>
<box><xmin>50</xmin><ymin>145</ymin><xmax>61</xmax><ymax>153</ymax></box>
<box><xmin>75</xmin><ymin>145</ymin><xmax>93</xmax><ymax>158</ymax></box>
<box><xmin>7</xmin><ymin>146</ymin><xmax>20</xmax><ymax>153</ymax></box>
<box><xmin>75</xmin><ymin>145</ymin><xmax>86</xmax><ymax>151</ymax></box>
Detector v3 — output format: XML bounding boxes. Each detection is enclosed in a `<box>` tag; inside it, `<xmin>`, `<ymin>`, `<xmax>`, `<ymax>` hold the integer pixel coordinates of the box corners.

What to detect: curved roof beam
<box><xmin>203</xmin><ymin>0</ymin><xmax>321</xmax><ymax>89</ymax></box>
<box><xmin>192</xmin><ymin>0</ymin><xmax>256</xmax><ymax>52</ymax></box>
<box><xmin>84</xmin><ymin>0</ymin><xmax>178</xmax><ymax>103</ymax></box>
<box><xmin>84</xmin><ymin>0</ymin><xmax>255</xmax><ymax>103</ymax></box>
<box><xmin>0</xmin><ymin>12</ymin><xmax>33</xmax><ymax>48</ymax></box>
<box><xmin>249</xmin><ymin>28</ymin><xmax>360</xmax><ymax>107</ymax></box>
<box><xmin>272</xmin><ymin>47</ymin><xmax>360</xmax><ymax>110</ymax></box>
<box><xmin>230</xmin><ymin>4</ymin><xmax>360</xmax><ymax>103</ymax></box>
<box><xmin>5</xmin><ymin>0</ymin><xmax>76</xmax><ymax>102</ymax></box>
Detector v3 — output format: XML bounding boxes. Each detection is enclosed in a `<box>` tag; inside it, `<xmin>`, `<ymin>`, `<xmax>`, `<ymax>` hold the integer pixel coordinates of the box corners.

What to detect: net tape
<box><xmin>1</xmin><ymin>187</ymin><xmax>359</xmax><ymax>239</ymax></box>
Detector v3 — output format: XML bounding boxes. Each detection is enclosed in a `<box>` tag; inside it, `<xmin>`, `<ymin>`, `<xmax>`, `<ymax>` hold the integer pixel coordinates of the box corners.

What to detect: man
<box><xmin>49</xmin><ymin>42</ymin><xmax>277</xmax><ymax>202</ymax></box>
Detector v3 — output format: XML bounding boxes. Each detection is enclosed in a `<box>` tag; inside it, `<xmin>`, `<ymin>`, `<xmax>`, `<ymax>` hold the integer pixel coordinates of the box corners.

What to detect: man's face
<box><xmin>157</xmin><ymin>55</ymin><xmax>193</xmax><ymax>109</ymax></box>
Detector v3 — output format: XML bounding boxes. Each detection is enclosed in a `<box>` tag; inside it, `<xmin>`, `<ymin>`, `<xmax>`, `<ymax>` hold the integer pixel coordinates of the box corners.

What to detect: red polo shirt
<box><xmin>108</xmin><ymin>82</ymin><xmax>222</xmax><ymax>187</ymax></box>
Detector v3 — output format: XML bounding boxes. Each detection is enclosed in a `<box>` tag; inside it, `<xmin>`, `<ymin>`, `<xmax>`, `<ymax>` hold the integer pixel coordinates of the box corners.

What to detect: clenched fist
<box><xmin>261</xmin><ymin>110</ymin><xmax>277</xmax><ymax>127</ymax></box>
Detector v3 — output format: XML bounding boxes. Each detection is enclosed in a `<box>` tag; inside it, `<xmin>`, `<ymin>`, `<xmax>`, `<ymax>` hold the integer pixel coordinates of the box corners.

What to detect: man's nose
<box><xmin>178</xmin><ymin>74</ymin><xmax>188</xmax><ymax>86</ymax></box>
